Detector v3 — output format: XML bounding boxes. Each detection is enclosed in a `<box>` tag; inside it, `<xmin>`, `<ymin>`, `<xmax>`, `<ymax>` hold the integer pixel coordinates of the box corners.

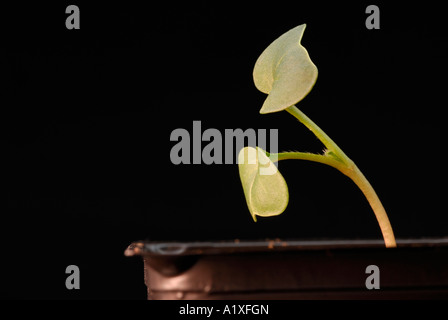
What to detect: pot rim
<box><xmin>124</xmin><ymin>237</ymin><xmax>448</xmax><ymax>257</ymax></box>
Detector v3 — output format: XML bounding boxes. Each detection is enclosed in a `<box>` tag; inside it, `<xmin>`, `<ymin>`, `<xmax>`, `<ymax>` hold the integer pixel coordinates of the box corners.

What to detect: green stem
<box><xmin>285</xmin><ymin>105</ymin><xmax>352</xmax><ymax>165</ymax></box>
<box><xmin>272</xmin><ymin>105</ymin><xmax>397</xmax><ymax>248</ymax></box>
<box><xmin>275</xmin><ymin>151</ymin><xmax>346</xmax><ymax>173</ymax></box>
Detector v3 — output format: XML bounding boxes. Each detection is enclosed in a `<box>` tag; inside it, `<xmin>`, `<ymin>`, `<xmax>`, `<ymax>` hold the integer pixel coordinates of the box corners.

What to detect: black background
<box><xmin>1</xmin><ymin>1</ymin><xmax>447</xmax><ymax>299</ymax></box>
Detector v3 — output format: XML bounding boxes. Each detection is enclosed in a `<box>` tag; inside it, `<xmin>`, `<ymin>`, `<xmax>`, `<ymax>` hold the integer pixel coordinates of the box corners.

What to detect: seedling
<box><xmin>238</xmin><ymin>24</ymin><xmax>396</xmax><ymax>248</ymax></box>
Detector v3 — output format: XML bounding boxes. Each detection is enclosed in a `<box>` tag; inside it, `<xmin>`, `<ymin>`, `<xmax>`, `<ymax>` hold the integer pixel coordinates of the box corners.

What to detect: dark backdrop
<box><xmin>1</xmin><ymin>1</ymin><xmax>447</xmax><ymax>299</ymax></box>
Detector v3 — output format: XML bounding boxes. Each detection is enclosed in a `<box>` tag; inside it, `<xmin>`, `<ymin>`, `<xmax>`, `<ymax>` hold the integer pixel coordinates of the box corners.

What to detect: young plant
<box><xmin>238</xmin><ymin>24</ymin><xmax>396</xmax><ymax>248</ymax></box>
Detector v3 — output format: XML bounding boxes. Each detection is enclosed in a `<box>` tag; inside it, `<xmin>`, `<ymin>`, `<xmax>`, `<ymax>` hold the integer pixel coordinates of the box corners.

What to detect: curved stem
<box><xmin>285</xmin><ymin>105</ymin><xmax>352</xmax><ymax>165</ymax></box>
<box><xmin>273</xmin><ymin>105</ymin><xmax>396</xmax><ymax>248</ymax></box>
<box><xmin>275</xmin><ymin>151</ymin><xmax>346</xmax><ymax>172</ymax></box>
<box><xmin>348</xmin><ymin>166</ymin><xmax>396</xmax><ymax>248</ymax></box>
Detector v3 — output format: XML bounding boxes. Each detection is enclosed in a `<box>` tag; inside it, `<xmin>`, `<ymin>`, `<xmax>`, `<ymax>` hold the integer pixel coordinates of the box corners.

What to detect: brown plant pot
<box><xmin>125</xmin><ymin>238</ymin><xmax>448</xmax><ymax>300</ymax></box>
